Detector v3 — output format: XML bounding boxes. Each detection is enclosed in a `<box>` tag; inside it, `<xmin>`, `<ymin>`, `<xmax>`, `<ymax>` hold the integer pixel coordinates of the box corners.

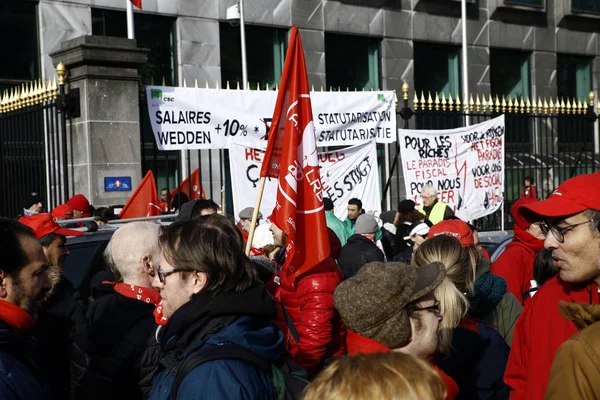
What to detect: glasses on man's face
<box><xmin>539</xmin><ymin>219</ymin><xmax>595</xmax><ymax>244</ymax></box>
<box><xmin>156</xmin><ymin>268</ymin><xmax>192</xmax><ymax>284</ymax></box>
<box><xmin>409</xmin><ymin>301</ymin><xmax>441</xmax><ymax>315</ymax></box>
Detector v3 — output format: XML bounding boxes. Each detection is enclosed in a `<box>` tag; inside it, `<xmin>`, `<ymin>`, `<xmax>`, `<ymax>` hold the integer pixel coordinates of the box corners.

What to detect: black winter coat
<box><xmin>69</xmin><ymin>280</ymin><xmax>160</xmax><ymax>400</ymax></box>
<box><xmin>34</xmin><ymin>277</ymin><xmax>80</xmax><ymax>400</ymax></box>
<box><xmin>0</xmin><ymin>319</ymin><xmax>49</xmax><ymax>399</ymax></box>
<box><xmin>337</xmin><ymin>234</ymin><xmax>385</xmax><ymax>280</ymax></box>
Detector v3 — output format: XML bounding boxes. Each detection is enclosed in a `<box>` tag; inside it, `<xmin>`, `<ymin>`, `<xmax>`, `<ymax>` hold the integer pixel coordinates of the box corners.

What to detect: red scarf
<box><xmin>0</xmin><ymin>299</ymin><xmax>34</xmax><ymax>335</ymax></box>
<box><xmin>346</xmin><ymin>330</ymin><xmax>459</xmax><ymax>400</ymax></box>
<box><xmin>102</xmin><ymin>281</ymin><xmax>168</xmax><ymax>325</ymax></box>
<box><xmin>237</xmin><ymin>224</ymin><xmax>265</xmax><ymax>256</ymax></box>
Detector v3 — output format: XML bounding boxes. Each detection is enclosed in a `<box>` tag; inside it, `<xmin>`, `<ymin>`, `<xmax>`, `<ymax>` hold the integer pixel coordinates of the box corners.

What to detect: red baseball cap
<box><xmin>18</xmin><ymin>213</ymin><xmax>83</xmax><ymax>239</ymax></box>
<box><xmin>428</xmin><ymin>219</ymin><xmax>474</xmax><ymax>247</ymax></box>
<box><xmin>51</xmin><ymin>204</ymin><xmax>74</xmax><ymax>219</ymax></box>
<box><xmin>519</xmin><ymin>173</ymin><xmax>600</xmax><ymax>221</ymax></box>
<box><xmin>67</xmin><ymin>194</ymin><xmax>90</xmax><ymax>212</ymax></box>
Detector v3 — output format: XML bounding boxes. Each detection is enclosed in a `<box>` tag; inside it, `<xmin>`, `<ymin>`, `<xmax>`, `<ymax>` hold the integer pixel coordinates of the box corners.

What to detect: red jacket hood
<box><xmin>346</xmin><ymin>330</ymin><xmax>459</xmax><ymax>400</ymax></box>
<box><xmin>513</xmin><ymin>224</ymin><xmax>544</xmax><ymax>254</ymax></box>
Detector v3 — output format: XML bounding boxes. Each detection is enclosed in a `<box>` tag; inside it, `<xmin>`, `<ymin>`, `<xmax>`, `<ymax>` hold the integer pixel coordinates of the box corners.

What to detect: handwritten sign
<box><xmin>399</xmin><ymin>115</ymin><xmax>505</xmax><ymax>221</ymax></box>
<box><xmin>229</xmin><ymin>142</ymin><xmax>381</xmax><ymax>221</ymax></box>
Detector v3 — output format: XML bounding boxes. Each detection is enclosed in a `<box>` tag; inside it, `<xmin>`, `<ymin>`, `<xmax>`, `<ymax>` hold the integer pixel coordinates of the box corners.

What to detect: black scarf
<box><xmin>159</xmin><ymin>283</ymin><xmax>277</xmax><ymax>354</ymax></box>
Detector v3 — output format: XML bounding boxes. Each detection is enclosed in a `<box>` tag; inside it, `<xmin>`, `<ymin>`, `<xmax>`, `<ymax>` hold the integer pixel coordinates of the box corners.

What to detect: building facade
<box><xmin>2</xmin><ymin>0</ymin><xmax>599</xmax><ymax>212</ymax></box>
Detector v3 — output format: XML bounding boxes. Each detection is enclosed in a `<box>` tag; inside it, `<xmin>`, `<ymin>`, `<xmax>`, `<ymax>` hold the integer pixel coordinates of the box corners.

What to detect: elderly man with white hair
<box><xmin>418</xmin><ymin>184</ymin><xmax>454</xmax><ymax>225</ymax></box>
<box><xmin>70</xmin><ymin>222</ymin><xmax>162</xmax><ymax>400</ymax></box>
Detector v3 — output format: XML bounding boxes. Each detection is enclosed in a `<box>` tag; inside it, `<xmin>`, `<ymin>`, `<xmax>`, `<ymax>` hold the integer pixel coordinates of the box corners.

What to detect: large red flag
<box><xmin>119</xmin><ymin>171</ymin><xmax>161</xmax><ymax>219</ymax></box>
<box><xmin>129</xmin><ymin>0</ymin><xmax>142</xmax><ymax>9</ymax></box>
<box><xmin>170</xmin><ymin>168</ymin><xmax>206</xmax><ymax>201</ymax></box>
<box><xmin>260</xmin><ymin>26</ymin><xmax>330</xmax><ymax>287</ymax></box>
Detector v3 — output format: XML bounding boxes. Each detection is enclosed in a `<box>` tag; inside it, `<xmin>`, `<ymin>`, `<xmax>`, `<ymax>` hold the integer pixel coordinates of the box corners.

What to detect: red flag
<box><xmin>170</xmin><ymin>168</ymin><xmax>206</xmax><ymax>201</ymax></box>
<box><xmin>129</xmin><ymin>0</ymin><xmax>142</xmax><ymax>9</ymax></box>
<box><xmin>119</xmin><ymin>171</ymin><xmax>161</xmax><ymax>219</ymax></box>
<box><xmin>260</xmin><ymin>26</ymin><xmax>330</xmax><ymax>286</ymax></box>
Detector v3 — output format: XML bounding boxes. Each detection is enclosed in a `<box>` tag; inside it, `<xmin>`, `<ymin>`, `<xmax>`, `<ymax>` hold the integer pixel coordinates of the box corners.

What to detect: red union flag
<box><xmin>129</xmin><ymin>0</ymin><xmax>142</xmax><ymax>9</ymax></box>
<box><xmin>170</xmin><ymin>168</ymin><xmax>206</xmax><ymax>201</ymax></box>
<box><xmin>260</xmin><ymin>26</ymin><xmax>330</xmax><ymax>286</ymax></box>
<box><xmin>119</xmin><ymin>170</ymin><xmax>161</xmax><ymax>219</ymax></box>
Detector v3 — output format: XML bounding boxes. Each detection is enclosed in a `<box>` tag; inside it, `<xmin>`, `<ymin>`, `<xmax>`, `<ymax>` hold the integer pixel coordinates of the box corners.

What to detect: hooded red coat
<box><xmin>273</xmin><ymin>255</ymin><xmax>346</xmax><ymax>375</ymax></box>
<box><xmin>491</xmin><ymin>225</ymin><xmax>544</xmax><ymax>305</ymax></box>
<box><xmin>504</xmin><ymin>277</ymin><xmax>599</xmax><ymax>400</ymax></box>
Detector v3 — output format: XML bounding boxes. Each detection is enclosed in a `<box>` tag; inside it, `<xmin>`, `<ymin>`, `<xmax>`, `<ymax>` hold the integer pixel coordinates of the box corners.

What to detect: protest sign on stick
<box><xmin>399</xmin><ymin>115</ymin><xmax>505</xmax><ymax>221</ymax></box>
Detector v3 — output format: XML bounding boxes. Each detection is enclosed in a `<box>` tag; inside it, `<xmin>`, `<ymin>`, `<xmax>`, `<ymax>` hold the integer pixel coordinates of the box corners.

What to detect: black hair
<box><xmin>348</xmin><ymin>198</ymin><xmax>362</xmax><ymax>209</ymax></box>
<box><xmin>191</xmin><ymin>199</ymin><xmax>219</xmax><ymax>219</ymax></box>
<box><xmin>161</xmin><ymin>188</ymin><xmax>169</xmax><ymax>193</ymax></box>
<box><xmin>39</xmin><ymin>233</ymin><xmax>60</xmax><ymax>248</ymax></box>
<box><xmin>160</xmin><ymin>214</ymin><xmax>258</xmax><ymax>297</ymax></box>
<box><xmin>524</xmin><ymin>176</ymin><xmax>533</xmax><ymax>184</ymax></box>
<box><xmin>170</xmin><ymin>192</ymin><xmax>190</xmax><ymax>211</ymax></box>
<box><xmin>533</xmin><ymin>248</ymin><xmax>558</xmax><ymax>287</ymax></box>
<box><xmin>93</xmin><ymin>207</ymin><xmax>116</xmax><ymax>223</ymax></box>
<box><xmin>0</xmin><ymin>218</ymin><xmax>37</xmax><ymax>276</ymax></box>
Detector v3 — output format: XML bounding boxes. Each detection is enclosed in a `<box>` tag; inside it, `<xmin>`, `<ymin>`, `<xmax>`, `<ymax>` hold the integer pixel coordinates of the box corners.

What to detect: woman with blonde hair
<box><xmin>413</xmin><ymin>220</ymin><xmax>510</xmax><ymax>399</ymax></box>
<box><xmin>412</xmin><ymin>234</ymin><xmax>476</xmax><ymax>354</ymax></box>
<box><xmin>303</xmin><ymin>352</ymin><xmax>447</xmax><ymax>400</ymax></box>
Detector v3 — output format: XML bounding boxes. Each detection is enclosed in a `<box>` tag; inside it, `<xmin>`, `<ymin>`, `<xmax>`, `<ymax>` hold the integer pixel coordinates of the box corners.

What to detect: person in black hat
<box><xmin>337</xmin><ymin>214</ymin><xmax>385</xmax><ymax>280</ymax></box>
<box><xmin>21</xmin><ymin>191</ymin><xmax>43</xmax><ymax>217</ymax></box>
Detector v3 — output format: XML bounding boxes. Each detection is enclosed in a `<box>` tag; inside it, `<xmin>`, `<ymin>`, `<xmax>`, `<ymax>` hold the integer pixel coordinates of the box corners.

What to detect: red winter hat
<box><xmin>428</xmin><ymin>219</ymin><xmax>474</xmax><ymax>247</ymax></box>
<box><xmin>18</xmin><ymin>213</ymin><xmax>83</xmax><ymax>239</ymax></box>
<box><xmin>67</xmin><ymin>194</ymin><xmax>90</xmax><ymax>212</ymax></box>
<box><xmin>519</xmin><ymin>173</ymin><xmax>600</xmax><ymax>221</ymax></box>
<box><xmin>511</xmin><ymin>198</ymin><xmax>538</xmax><ymax>230</ymax></box>
<box><xmin>51</xmin><ymin>204</ymin><xmax>74</xmax><ymax>219</ymax></box>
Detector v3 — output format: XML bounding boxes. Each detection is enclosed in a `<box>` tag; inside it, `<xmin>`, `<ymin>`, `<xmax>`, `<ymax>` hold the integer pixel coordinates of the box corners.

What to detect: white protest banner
<box><xmin>146</xmin><ymin>87</ymin><xmax>396</xmax><ymax>150</ymax></box>
<box><xmin>229</xmin><ymin>141</ymin><xmax>381</xmax><ymax>222</ymax></box>
<box><xmin>399</xmin><ymin>115</ymin><xmax>505</xmax><ymax>221</ymax></box>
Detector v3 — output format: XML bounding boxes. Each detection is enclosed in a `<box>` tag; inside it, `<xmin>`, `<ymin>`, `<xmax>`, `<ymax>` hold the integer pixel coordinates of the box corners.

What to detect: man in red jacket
<box><xmin>269</xmin><ymin>222</ymin><xmax>346</xmax><ymax>376</ymax></box>
<box><xmin>504</xmin><ymin>172</ymin><xmax>600</xmax><ymax>400</ymax></box>
<box><xmin>492</xmin><ymin>198</ymin><xmax>545</xmax><ymax>305</ymax></box>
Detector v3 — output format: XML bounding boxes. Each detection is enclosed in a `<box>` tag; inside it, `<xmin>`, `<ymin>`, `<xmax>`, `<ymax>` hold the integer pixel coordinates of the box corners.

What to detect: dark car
<box><xmin>63</xmin><ymin>225</ymin><xmax>118</xmax><ymax>288</ymax></box>
<box><xmin>478</xmin><ymin>230</ymin><xmax>514</xmax><ymax>263</ymax></box>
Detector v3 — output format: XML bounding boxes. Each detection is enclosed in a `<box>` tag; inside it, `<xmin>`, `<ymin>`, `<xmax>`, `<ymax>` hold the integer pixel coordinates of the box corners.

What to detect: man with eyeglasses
<box><xmin>149</xmin><ymin>215</ymin><xmax>284</xmax><ymax>399</ymax></box>
<box><xmin>418</xmin><ymin>184</ymin><xmax>454</xmax><ymax>225</ymax></box>
<box><xmin>491</xmin><ymin>197</ymin><xmax>546</xmax><ymax>306</ymax></box>
<box><xmin>504</xmin><ymin>173</ymin><xmax>600</xmax><ymax>400</ymax></box>
<box><xmin>70</xmin><ymin>222</ymin><xmax>162</xmax><ymax>399</ymax></box>
<box><xmin>334</xmin><ymin>261</ymin><xmax>459</xmax><ymax>399</ymax></box>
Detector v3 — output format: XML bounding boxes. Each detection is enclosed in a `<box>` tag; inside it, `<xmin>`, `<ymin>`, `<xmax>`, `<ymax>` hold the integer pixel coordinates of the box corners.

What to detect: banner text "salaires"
<box><xmin>317</xmin><ymin>111</ymin><xmax>392</xmax><ymax>125</ymax></box>
<box><xmin>155</xmin><ymin>111</ymin><xmax>211</xmax><ymax>124</ymax></box>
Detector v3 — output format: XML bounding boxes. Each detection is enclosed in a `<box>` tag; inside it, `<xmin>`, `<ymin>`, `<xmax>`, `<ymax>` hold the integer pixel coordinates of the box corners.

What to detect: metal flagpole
<box><xmin>461</xmin><ymin>0</ymin><xmax>470</xmax><ymax>127</ymax></box>
<box><xmin>126</xmin><ymin>0</ymin><xmax>135</xmax><ymax>39</ymax></box>
<box><xmin>239</xmin><ymin>0</ymin><xmax>248</xmax><ymax>89</ymax></box>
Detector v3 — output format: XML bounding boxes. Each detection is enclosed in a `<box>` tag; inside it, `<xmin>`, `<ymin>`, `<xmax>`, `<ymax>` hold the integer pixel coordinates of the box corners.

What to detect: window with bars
<box><xmin>91</xmin><ymin>8</ymin><xmax>176</xmax><ymax>86</ymax></box>
<box><xmin>219</xmin><ymin>24</ymin><xmax>287</xmax><ymax>90</ymax></box>
<box><xmin>325</xmin><ymin>33</ymin><xmax>381</xmax><ymax>91</ymax></box>
<box><xmin>0</xmin><ymin>2</ymin><xmax>39</xmax><ymax>93</ymax></box>
<box><xmin>571</xmin><ymin>0</ymin><xmax>600</xmax><ymax>14</ymax></box>
<box><xmin>504</xmin><ymin>0</ymin><xmax>544</xmax><ymax>7</ymax></box>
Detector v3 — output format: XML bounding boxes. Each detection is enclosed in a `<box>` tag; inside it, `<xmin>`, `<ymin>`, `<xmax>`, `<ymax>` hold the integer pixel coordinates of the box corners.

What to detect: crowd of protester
<box><xmin>1</xmin><ymin>172</ymin><xmax>599</xmax><ymax>398</ymax></box>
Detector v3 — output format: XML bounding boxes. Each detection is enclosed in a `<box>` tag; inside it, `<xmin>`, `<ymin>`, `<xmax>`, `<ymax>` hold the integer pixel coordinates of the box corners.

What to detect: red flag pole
<box><xmin>244</xmin><ymin>177</ymin><xmax>266</xmax><ymax>256</ymax></box>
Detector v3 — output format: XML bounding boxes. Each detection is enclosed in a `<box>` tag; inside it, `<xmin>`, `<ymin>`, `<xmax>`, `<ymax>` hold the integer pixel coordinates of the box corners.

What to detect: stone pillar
<box><xmin>50</xmin><ymin>35</ymin><xmax>149</xmax><ymax>206</ymax></box>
